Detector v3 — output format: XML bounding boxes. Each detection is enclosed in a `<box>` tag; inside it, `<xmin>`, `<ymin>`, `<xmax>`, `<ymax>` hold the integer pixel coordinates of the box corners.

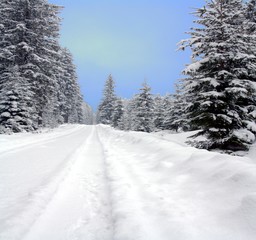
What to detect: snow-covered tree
<box><xmin>0</xmin><ymin>0</ymin><xmax>38</xmax><ymax>132</ymax></box>
<box><xmin>58</xmin><ymin>48</ymin><xmax>84</xmax><ymax>124</ymax></box>
<box><xmin>111</xmin><ymin>98</ymin><xmax>124</xmax><ymax>128</ymax></box>
<box><xmin>165</xmin><ymin>84</ymin><xmax>190</xmax><ymax>132</ymax></box>
<box><xmin>118</xmin><ymin>99</ymin><xmax>134</xmax><ymax>131</ymax></box>
<box><xmin>97</xmin><ymin>74</ymin><xmax>117</xmax><ymax>125</ymax></box>
<box><xmin>179</xmin><ymin>0</ymin><xmax>256</xmax><ymax>151</ymax></box>
<box><xmin>82</xmin><ymin>102</ymin><xmax>94</xmax><ymax>125</ymax></box>
<box><xmin>0</xmin><ymin>0</ymin><xmax>84</xmax><ymax>132</ymax></box>
<box><xmin>153</xmin><ymin>95</ymin><xmax>166</xmax><ymax>130</ymax></box>
<box><xmin>16</xmin><ymin>0</ymin><xmax>63</xmax><ymax>127</ymax></box>
<box><xmin>0</xmin><ymin>67</ymin><xmax>36</xmax><ymax>133</ymax></box>
<box><xmin>0</xmin><ymin>0</ymin><xmax>60</xmax><ymax>129</ymax></box>
<box><xmin>245</xmin><ymin>0</ymin><xmax>256</xmax><ymax>28</ymax></box>
<box><xmin>161</xmin><ymin>95</ymin><xmax>174</xmax><ymax>130</ymax></box>
<box><xmin>131</xmin><ymin>82</ymin><xmax>154</xmax><ymax>133</ymax></box>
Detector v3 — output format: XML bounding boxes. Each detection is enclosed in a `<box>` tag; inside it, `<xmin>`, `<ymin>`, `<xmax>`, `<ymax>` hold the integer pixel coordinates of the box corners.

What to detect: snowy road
<box><xmin>0</xmin><ymin>125</ymin><xmax>256</xmax><ymax>240</ymax></box>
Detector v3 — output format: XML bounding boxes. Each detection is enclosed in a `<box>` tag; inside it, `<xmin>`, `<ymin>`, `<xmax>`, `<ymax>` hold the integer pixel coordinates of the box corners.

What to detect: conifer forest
<box><xmin>97</xmin><ymin>0</ymin><xmax>256</xmax><ymax>152</ymax></box>
<box><xmin>0</xmin><ymin>0</ymin><xmax>92</xmax><ymax>134</ymax></box>
<box><xmin>1</xmin><ymin>1</ymin><xmax>256</xmax><ymax>240</ymax></box>
<box><xmin>1</xmin><ymin>0</ymin><xmax>256</xmax><ymax>153</ymax></box>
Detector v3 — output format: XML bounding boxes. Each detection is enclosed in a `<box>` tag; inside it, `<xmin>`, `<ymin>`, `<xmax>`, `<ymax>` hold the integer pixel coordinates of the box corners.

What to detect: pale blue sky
<box><xmin>49</xmin><ymin>0</ymin><xmax>204</xmax><ymax>109</ymax></box>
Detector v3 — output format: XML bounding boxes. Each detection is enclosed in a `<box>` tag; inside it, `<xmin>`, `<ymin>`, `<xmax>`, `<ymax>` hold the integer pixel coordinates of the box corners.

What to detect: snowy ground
<box><xmin>0</xmin><ymin>125</ymin><xmax>256</xmax><ymax>240</ymax></box>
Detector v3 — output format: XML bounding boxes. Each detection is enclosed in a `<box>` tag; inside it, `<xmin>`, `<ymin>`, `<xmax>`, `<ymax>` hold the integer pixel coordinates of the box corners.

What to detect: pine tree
<box><xmin>0</xmin><ymin>66</ymin><xmax>36</xmax><ymax>133</ymax></box>
<box><xmin>118</xmin><ymin>99</ymin><xmax>134</xmax><ymax>131</ymax></box>
<box><xmin>97</xmin><ymin>74</ymin><xmax>117</xmax><ymax>125</ymax></box>
<box><xmin>246</xmin><ymin>0</ymin><xmax>256</xmax><ymax>28</ymax></box>
<box><xmin>162</xmin><ymin>95</ymin><xmax>175</xmax><ymax>130</ymax></box>
<box><xmin>0</xmin><ymin>0</ymin><xmax>37</xmax><ymax>132</ymax></box>
<box><xmin>75</xmin><ymin>91</ymin><xmax>85</xmax><ymax>124</ymax></box>
<box><xmin>131</xmin><ymin>82</ymin><xmax>154</xmax><ymax>133</ymax></box>
<box><xmin>0</xmin><ymin>0</ymin><xmax>63</xmax><ymax>130</ymax></box>
<box><xmin>58</xmin><ymin>48</ymin><xmax>84</xmax><ymax>124</ymax></box>
<box><xmin>21</xmin><ymin>0</ymin><xmax>63</xmax><ymax>127</ymax></box>
<box><xmin>166</xmin><ymin>84</ymin><xmax>190</xmax><ymax>132</ymax></box>
<box><xmin>179</xmin><ymin>0</ymin><xmax>256</xmax><ymax>151</ymax></box>
<box><xmin>82</xmin><ymin>102</ymin><xmax>94</xmax><ymax>125</ymax></box>
<box><xmin>244</xmin><ymin>0</ymin><xmax>256</xmax><ymax>134</ymax></box>
<box><xmin>0</xmin><ymin>0</ymin><xmax>85</xmax><ymax>132</ymax></box>
<box><xmin>153</xmin><ymin>95</ymin><xmax>166</xmax><ymax>130</ymax></box>
<box><xmin>111</xmin><ymin>98</ymin><xmax>124</xmax><ymax>128</ymax></box>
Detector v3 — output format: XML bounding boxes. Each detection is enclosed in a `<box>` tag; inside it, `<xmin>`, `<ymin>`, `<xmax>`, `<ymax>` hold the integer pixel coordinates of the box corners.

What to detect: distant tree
<box><xmin>58</xmin><ymin>48</ymin><xmax>84</xmax><ymax>124</ymax></box>
<box><xmin>165</xmin><ymin>84</ymin><xmax>189</xmax><ymax>132</ymax></box>
<box><xmin>97</xmin><ymin>74</ymin><xmax>117</xmax><ymax>125</ymax></box>
<box><xmin>153</xmin><ymin>95</ymin><xmax>166</xmax><ymax>130</ymax></box>
<box><xmin>118</xmin><ymin>99</ymin><xmax>134</xmax><ymax>131</ymax></box>
<box><xmin>111</xmin><ymin>98</ymin><xmax>124</xmax><ymax>128</ymax></box>
<box><xmin>75</xmin><ymin>92</ymin><xmax>85</xmax><ymax>124</ymax></box>
<box><xmin>162</xmin><ymin>95</ymin><xmax>175</xmax><ymax>130</ymax></box>
<box><xmin>82</xmin><ymin>102</ymin><xmax>94</xmax><ymax>125</ymax></box>
<box><xmin>131</xmin><ymin>82</ymin><xmax>154</xmax><ymax>133</ymax></box>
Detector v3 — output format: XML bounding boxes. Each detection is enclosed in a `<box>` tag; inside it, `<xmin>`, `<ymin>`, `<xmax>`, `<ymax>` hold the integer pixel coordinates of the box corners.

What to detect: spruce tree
<box><xmin>0</xmin><ymin>0</ymin><xmax>85</xmax><ymax>132</ymax></box>
<box><xmin>21</xmin><ymin>0</ymin><xmax>62</xmax><ymax>127</ymax></box>
<box><xmin>244</xmin><ymin>0</ymin><xmax>256</xmax><ymax>132</ymax></box>
<box><xmin>0</xmin><ymin>0</ymin><xmax>37</xmax><ymax>132</ymax></box>
<box><xmin>167</xmin><ymin>84</ymin><xmax>189</xmax><ymax>132</ymax></box>
<box><xmin>161</xmin><ymin>95</ymin><xmax>174</xmax><ymax>131</ymax></box>
<box><xmin>0</xmin><ymin>0</ymin><xmax>63</xmax><ymax>129</ymax></box>
<box><xmin>111</xmin><ymin>98</ymin><xmax>124</xmax><ymax>128</ymax></box>
<box><xmin>118</xmin><ymin>99</ymin><xmax>134</xmax><ymax>131</ymax></box>
<box><xmin>58</xmin><ymin>48</ymin><xmax>83</xmax><ymax>124</ymax></box>
<box><xmin>153</xmin><ymin>95</ymin><xmax>166</xmax><ymax>130</ymax></box>
<box><xmin>246</xmin><ymin>0</ymin><xmax>256</xmax><ymax>28</ymax></box>
<box><xmin>82</xmin><ymin>102</ymin><xmax>94</xmax><ymax>125</ymax></box>
<box><xmin>97</xmin><ymin>74</ymin><xmax>117</xmax><ymax>125</ymax></box>
<box><xmin>179</xmin><ymin>0</ymin><xmax>256</xmax><ymax>151</ymax></box>
<box><xmin>0</xmin><ymin>67</ymin><xmax>36</xmax><ymax>133</ymax></box>
<box><xmin>131</xmin><ymin>82</ymin><xmax>154</xmax><ymax>133</ymax></box>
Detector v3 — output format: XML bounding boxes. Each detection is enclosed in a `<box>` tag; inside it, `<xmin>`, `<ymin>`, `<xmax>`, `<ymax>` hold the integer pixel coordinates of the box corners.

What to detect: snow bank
<box><xmin>0</xmin><ymin>124</ymin><xmax>84</xmax><ymax>154</ymax></box>
<box><xmin>98</xmin><ymin>125</ymin><xmax>256</xmax><ymax>240</ymax></box>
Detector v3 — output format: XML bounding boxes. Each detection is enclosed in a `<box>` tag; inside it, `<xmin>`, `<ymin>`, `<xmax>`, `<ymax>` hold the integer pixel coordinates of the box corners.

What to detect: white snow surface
<box><xmin>0</xmin><ymin>125</ymin><xmax>256</xmax><ymax>240</ymax></box>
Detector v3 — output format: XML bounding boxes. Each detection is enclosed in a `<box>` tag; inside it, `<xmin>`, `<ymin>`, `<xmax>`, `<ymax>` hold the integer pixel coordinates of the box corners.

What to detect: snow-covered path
<box><xmin>23</xmin><ymin>126</ymin><xmax>113</xmax><ymax>240</ymax></box>
<box><xmin>0</xmin><ymin>125</ymin><xmax>256</xmax><ymax>240</ymax></box>
<box><xmin>0</xmin><ymin>126</ymin><xmax>113</xmax><ymax>240</ymax></box>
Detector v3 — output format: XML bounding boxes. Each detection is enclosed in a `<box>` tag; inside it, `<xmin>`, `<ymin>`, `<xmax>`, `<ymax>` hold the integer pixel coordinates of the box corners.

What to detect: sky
<box><xmin>49</xmin><ymin>0</ymin><xmax>205</xmax><ymax>110</ymax></box>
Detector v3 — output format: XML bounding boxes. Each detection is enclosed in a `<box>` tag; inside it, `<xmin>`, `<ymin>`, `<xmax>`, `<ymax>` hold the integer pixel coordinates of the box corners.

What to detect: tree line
<box><xmin>97</xmin><ymin>75</ymin><xmax>181</xmax><ymax>133</ymax></box>
<box><xmin>97</xmin><ymin>0</ymin><xmax>256</xmax><ymax>153</ymax></box>
<box><xmin>0</xmin><ymin>0</ymin><xmax>92</xmax><ymax>133</ymax></box>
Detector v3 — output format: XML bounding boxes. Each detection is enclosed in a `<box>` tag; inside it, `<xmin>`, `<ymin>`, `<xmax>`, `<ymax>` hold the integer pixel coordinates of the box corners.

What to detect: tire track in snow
<box><xmin>99</xmin><ymin>127</ymin><xmax>197</xmax><ymax>240</ymax></box>
<box><xmin>0</xmin><ymin>126</ymin><xmax>93</xmax><ymax>240</ymax></box>
<box><xmin>97</xmin><ymin>126</ymin><xmax>171</xmax><ymax>240</ymax></box>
